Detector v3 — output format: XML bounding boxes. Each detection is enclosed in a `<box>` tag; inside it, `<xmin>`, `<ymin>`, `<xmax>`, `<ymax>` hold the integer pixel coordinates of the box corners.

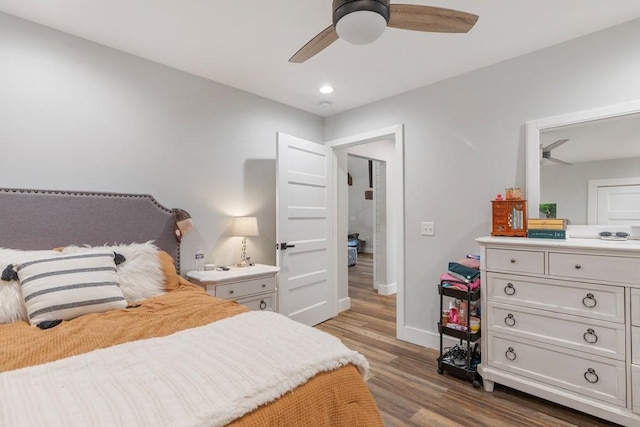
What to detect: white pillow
<box><xmin>0</xmin><ymin>248</ymin><xmax>61</xmax><ymax>323</ymax></box>
<box><xmin>61</xmin><ymin>242</ymin><xmax>165</xmax><ymax>302</ymax></box>
<box><xmin>18</xmin><ymin>252</ymin><xmax>127</xmax><ymax>326</ymax></box>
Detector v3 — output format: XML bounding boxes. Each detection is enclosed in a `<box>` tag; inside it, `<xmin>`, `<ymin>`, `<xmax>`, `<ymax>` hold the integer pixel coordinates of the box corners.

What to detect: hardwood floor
<box><xmin>316</xmin><ymin>253</ymin><xmax>619</xmax><ymax>427</ymax></box>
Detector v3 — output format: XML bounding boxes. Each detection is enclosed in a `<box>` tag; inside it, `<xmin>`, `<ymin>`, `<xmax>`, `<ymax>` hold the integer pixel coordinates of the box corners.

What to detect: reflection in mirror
<box><xmin>525</xmin><ymin>100</ymin><xmax>640</xmax><ymax>228</ymax></box>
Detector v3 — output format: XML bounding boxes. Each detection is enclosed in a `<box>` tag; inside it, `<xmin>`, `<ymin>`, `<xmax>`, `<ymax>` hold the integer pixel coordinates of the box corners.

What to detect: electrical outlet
<box><xmin>421</xmin><ymin>221</ymin><xmax>435</xmax><ymax>236</ymax></box>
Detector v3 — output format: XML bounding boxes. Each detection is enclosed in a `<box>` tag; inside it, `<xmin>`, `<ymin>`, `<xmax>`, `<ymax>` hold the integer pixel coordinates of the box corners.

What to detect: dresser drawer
<box><xmin>549</xmin><ymin>252</ymin><xmax>640</xmax><ymax>284</ymax></box>
<box><xmin>633</xmin><ymin>365</ymin><xmax>640</xmax><ymax>415</ymax></box>
<box><xmin>237</xmin><ymin>292</ymin><xmax>275</xmax><ymax>311</ymax></box>
<box><xmin>633</xmin><ymin>326</ymin><xmax>640</xmax><ymax>365</ymax></box>
<box><xmin>486</xmin><ymin>248</ymin><xmax>545</xmax><ymax>275</ymax></box>
<box><xmin>214</xmin><ymin>276</ymin><xmax>276</xmax><ymax>299</ymax></box>
<box><xmin>488</xmin><ymin>302</ymin><xmax>625</xmax><ymax>360</ymax></box>
<box><xmin>488</xmin><ymin>334</ymin><xmax>626</xmax><ymax>407</ymax></box>
<box><xmin>633</xmin><ymin>289</ymin><xmax>640</xmax><ymax>327</ymax></box>
<box><xmin>486</xmin><ymin>273</ymin><xmax>624</xmax><ymax>323</ymax></box>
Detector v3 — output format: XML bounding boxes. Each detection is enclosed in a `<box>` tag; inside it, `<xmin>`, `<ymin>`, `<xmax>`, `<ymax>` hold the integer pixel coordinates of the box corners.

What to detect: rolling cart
<box><xmin>437</xmin><ymin>282</ymin><xmax>481</xmax><ymax>388</ymax></box>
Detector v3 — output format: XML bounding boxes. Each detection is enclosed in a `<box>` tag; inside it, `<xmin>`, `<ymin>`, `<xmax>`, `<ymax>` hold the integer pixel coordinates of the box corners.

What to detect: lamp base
<box><xmin>236</xmin><ymin>260</ymin><xmax>250</xmax><ymax>268</ymax></box>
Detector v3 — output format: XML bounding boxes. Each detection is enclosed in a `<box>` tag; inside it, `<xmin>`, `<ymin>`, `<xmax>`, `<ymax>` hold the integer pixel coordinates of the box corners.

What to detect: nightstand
<box><xmin>187</xmin><ymin>264</ymin><xmax>279</xmax><ymax>311</ymax></box>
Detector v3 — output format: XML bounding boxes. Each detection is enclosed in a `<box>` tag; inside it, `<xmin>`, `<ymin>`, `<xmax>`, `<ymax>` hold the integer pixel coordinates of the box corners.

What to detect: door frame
<box><xmin>325</xmin><ymin>124</ymin><xmax>406</xmax><ymax>339</ymax></box>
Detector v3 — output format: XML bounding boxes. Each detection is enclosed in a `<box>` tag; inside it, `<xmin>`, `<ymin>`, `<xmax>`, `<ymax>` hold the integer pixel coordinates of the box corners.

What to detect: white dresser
<box><xmin>187</xmin><ymin>264</ymin><xmax>279</xmax><ymax>312</ymax></box>
<box><xmin>477</xmin><ymin>236</ymin><xmax>640</xmax><ymax>426</ymax></box>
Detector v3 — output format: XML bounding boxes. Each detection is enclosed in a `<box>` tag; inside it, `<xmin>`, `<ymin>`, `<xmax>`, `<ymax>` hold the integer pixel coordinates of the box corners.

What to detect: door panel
<box><xmin>276</xmin><ymin>132</ymin><xmax>335</xmax><ymax>326</ymax></box>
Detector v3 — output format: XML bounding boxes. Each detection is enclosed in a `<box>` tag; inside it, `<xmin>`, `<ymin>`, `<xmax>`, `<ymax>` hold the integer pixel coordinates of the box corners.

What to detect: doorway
<box><xmin>326</xmin><ymin>124</ymin><xmax>405</xmax><ymax>339</ymax></box>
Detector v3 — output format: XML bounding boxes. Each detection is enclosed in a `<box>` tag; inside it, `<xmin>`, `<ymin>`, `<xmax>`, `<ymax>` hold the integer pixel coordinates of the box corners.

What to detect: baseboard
<box><xmin>338</xmin><ymin>297</ymin><xmax>351</xmax><ymax>312</ymax></box>
<box><xmin>377</xmin><ymin>282</ymin><xmax>396</xmax><ymax>295</ymax></box>
<box><xmin>396</xmin><ymin>324</ymin><xmax>457</xmax><ymax>350</ymax></box>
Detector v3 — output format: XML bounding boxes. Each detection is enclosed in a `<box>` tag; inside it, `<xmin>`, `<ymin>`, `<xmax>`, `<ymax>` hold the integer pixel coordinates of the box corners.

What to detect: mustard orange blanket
<box><xmin>0</xmin><ymin>255</ymin><xmax>383</xmax><ymax>426</ymax></box>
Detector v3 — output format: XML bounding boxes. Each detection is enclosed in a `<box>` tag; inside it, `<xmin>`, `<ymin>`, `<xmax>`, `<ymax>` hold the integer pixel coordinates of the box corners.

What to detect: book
<box><xmin>527</xmin><ymin>229</ymin><xmax>566</xmax><ymax>239</ymax></box>
<box><xmin>528</xmin><ymin>218</ymin><xmax>568</xmax><ymax>228</ymax></box>
<box><xmin>526</xmin><ymin>223</ymin><xmax>566</xmax><ymax>230</ymax></box>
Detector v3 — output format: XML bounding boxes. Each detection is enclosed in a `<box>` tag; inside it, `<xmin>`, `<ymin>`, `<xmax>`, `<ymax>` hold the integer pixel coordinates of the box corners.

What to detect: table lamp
<box><xmin>231</xmin><ymin>216</ymin><xmax>259</xmax><ymax>267</ymax></box>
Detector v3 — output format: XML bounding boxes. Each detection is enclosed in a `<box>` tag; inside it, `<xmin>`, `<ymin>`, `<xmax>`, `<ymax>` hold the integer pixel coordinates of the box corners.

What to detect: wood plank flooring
<box><xmin>316</xmin><ymin>253</ymin><xmax>619</xmax><ymax>427</ymax></box>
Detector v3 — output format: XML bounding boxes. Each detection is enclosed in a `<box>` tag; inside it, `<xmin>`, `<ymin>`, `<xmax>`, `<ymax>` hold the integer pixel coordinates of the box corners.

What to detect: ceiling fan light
<box><xmin>335</xmin><ymin>10</ymin><xmax>387</xmax><ymax>45</ymax></box>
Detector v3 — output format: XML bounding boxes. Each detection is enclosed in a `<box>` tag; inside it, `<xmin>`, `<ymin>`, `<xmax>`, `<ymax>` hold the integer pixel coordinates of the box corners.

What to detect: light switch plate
<box><xmin>421</xmin><ymin>221</ymin><xmax>435</xmax><ymax>236</ymax></box>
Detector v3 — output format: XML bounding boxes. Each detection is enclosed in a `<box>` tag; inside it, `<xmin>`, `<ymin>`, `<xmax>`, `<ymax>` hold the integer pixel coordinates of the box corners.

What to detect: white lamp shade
<box><xmin>232</xmin><ymin>216</ymin><xmax>259</xmax><ymax>237</ymax></box>
<box><xmin>335</xmin><ymin>10</ymin><xmax>387</xmax><ymax>45</ymax></box>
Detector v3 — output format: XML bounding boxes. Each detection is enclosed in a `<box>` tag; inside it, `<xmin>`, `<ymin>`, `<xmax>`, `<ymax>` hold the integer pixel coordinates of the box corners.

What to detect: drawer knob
<box><xmin>504</xmin><ymin>283</ymin><xmax>516</xmax><ymax>296</ymax></box>
<box><xmin>505</xmin><ymin>347</ymin><xmax>517</xmax><ymax>361</ymax></box>
<box><xmin>583</xmin><ymin>328</ymin><xmax>599</xmax><ymax>344</ymax></box>
<box><xmin>259</xmin><ymin>300</ymin><xmax>267</xmax><ymax>310</ymax></box>
<box><xmin>261</xmin><ymin>283</ymin><xmax>266</xmax><ymax>288</ymax></box>
<box><xmin>582</xmin><ymin>293</ymin><xmax>597</xmax><ymax>308</ymax></box>
<box><xmin>510</xmin><ymin>258</ymin><xmax>517</xmax><ymax>263</ymax></box>
<box><xmin>504</xmin><ymin>313</ymin><xmax>516</xmax><ymax>327</ymax></box>
<box><xmin>584</xmin><ymin>368</ymin><xmax>599</xmax><ymax>384</ymax></box>
<box><xmin>574</xmin><ymin>264</ymin><xmax>582</xmax><ymax>269</ymax></box>
<box><xmin>228</xmin><ymin>290</ymin><xmax>234</xmax><ymax>294</ymax></box>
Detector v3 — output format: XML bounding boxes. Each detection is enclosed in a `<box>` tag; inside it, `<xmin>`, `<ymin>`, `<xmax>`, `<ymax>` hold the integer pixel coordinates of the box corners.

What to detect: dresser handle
<box><xmin>510</xmin><ymin>258</ymin><xmax>516</xmax><ymax>263</ymax></box>
<box><xmin>504</xmin><ymin>283</ymin><xmax>516</xmax><ymax>295</ymax></box>
<box><xmin>504</xmin><ymin>313</ymin><xmax>516</xmax><ymax>327</ymax></box>
<box><xmin>584</xmin><ymin>368</ymin><xmax>599</xmax><ymax>384</ymax></box>
<box><xmin>583</xmin><ymin>328</ymin><xmax>598</xmax><ymax>344</ymax></box>
<box><xmin>582</xmin><ymin>293</ymin><xmax>597</xmax><ymax>308</ymax></box>
<box><xmin>574</xmin><ymin>264</ymin><xmax>582</xmax><ymax>269</ymax></box>
<box><xmin>505</xmin><ymin>347</ymin><xmax>517</xmax><ymax>361</ymax></box>
<box><xmin>261</xmin><ymin>283</ymin><xmax>266</xmax><ymax>288</ymax></box>
<box><xmin>228</xmin><ymin>290</ymin><xmax>234</xmax><ymax>294</ymax></box>
<box><xmin>259</xmin><ymin>300</ymin><xmax>267</xmax><ymax>310</ymax></box>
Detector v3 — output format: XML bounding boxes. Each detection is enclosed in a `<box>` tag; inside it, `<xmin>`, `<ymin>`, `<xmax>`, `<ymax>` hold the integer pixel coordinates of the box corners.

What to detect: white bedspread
<box><xmin>0</xmin><ymin>311</ymin><xmax>369</xmax><ymax>427</ymax></box>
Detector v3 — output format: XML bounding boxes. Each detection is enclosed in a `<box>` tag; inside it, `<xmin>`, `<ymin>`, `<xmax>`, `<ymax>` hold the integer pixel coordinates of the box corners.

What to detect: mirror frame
<box><xmin>525</xmin><ymin>99</ymin><xmax>640</xmax><ymax>221</ymax></box>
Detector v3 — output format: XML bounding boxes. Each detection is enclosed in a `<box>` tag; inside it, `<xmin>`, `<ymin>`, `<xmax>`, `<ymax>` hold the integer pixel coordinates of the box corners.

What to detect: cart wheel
<box><xmin>472</xmin><ymin>379</ymin><xmax>481</xmax><ymax>389</ymax></box>
<box><xmin>437</xmin><ymin>368</ymin><xmax>443</xmax><ymax>375</ymax></box>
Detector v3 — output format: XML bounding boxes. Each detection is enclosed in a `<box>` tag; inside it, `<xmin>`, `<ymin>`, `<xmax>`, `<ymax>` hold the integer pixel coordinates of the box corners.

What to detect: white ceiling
<box><xmin>2</xmin><ymin>1</ymin><xmax>640</xmax><ymax>117</ymax></box>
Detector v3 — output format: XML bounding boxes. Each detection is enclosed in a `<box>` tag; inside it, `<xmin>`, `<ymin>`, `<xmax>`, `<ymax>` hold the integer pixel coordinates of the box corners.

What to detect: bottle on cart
<box><xmin>195</xmin><ymin>248</ymin><xmax>205</xmax><ymax>271</ymax></box>
<box><xmin>448</xmin><ymin>300</ymin><xmax>458</xmax><ymax>324</ymax></box>
<box><xmin>459</xmin><ymin>301</ymin><xmax>468</xmax><ymax>326</ymax></box>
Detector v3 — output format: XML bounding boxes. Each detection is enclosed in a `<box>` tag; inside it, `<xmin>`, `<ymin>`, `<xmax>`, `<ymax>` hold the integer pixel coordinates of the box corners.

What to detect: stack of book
<box><xmin>527</xmin><ymin>218</ymin><xmax>568</xmax><ymax>239</ymax></box>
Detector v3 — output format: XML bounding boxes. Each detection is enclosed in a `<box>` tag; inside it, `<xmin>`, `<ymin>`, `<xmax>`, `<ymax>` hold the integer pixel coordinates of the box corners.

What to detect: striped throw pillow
<box><xmin>18</xmin><ymin>253</ymin><xmax>127</xmax><ymax>326</ymax></box>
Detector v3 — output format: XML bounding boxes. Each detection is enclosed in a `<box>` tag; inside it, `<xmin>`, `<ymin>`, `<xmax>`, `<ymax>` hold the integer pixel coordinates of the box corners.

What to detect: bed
<box><xmin>0</xmin><ymin>188</ymin><xmax>384</xmax><ymax>427</ymax></box>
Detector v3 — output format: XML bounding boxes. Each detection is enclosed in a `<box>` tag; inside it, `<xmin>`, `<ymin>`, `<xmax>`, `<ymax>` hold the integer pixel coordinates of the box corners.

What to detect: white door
<box><xmin>588</xmin><ymin>178</ymin><xmax>640</xmax><ymax>224</ymax></box>
<box><xmin>276</xmin><ymin>132</ymin><xmax>336</xmax><ymax>326</ymax></box>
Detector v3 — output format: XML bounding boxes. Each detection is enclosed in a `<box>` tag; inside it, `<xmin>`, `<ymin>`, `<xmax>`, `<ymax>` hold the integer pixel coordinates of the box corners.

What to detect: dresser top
<box><xmin>476</xmin><ymin>236</ymin><xmax>640</xmax><ymax>253</ymax></box>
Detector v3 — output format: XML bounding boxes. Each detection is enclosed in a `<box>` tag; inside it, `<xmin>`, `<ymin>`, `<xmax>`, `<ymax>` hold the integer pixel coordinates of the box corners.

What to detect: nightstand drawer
<box><xmin>549</xmin><ymin>252</ymin><xmax>640</xmax><ymax>284</ymax></box>
<box><xmin>237</xmin><ymin>293</ymin><xmax>275</xmax><ymax>311</ymax></box>
<box><xmin>486</xmin><ymin>248</ymin><xmax>545</xmax><ymax>275</ymax></box>
<box><xmin>215</xmin><ymin>276</ymin><xmax>276</xmax><ymax>299</ymax></box>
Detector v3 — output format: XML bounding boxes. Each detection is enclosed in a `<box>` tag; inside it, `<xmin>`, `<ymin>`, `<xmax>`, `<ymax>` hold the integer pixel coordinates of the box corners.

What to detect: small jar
<box><xmin>442</xmin><ymin>310</ymin><xmax>450</xmax><ymax>325</ymax></box>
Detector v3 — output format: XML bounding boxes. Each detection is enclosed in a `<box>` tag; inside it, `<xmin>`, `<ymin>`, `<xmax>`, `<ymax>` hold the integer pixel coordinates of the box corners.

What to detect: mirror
<box><xmin>526</xmin><ymin>100</ymin><xmax>640</xmax><ymax>226</ymax></box>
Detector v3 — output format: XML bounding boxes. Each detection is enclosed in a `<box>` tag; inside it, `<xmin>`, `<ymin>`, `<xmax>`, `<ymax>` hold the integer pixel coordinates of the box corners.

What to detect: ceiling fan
<box><xmin>541</xmin><ymin>139</ymin><xmax>572</xmax><ymax>165</ymax></box>
<box><xmin>289</xmin><ymin>0</ymin><xmax>479</xmax><ymax>63</ymax></box>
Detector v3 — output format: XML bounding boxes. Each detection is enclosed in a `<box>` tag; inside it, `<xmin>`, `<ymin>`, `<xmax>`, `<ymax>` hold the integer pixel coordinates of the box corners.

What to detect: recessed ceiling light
<box><xmin>319</xmin><ymin>101</ymin><xmax>332</xmax><ymax>108</ymax></box>
<box><xmin>319</xmin><ymin>85</ymin><xmax>334</xmax><ymax>94</ymax></box>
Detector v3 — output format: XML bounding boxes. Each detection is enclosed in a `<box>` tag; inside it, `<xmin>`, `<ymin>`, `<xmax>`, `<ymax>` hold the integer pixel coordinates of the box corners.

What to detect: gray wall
<box><xmin>347</xmin><ymin>156</ymin><xmax>374</xmax><ymax>249</ymax></box>
<box><xmin>325</xmin><ymin>18</ymin><xmax>640</xmax><ymax>345</ymax></box>
<box><xmin>0</xmin><ymin>12</ymin><xmax>323</xmax><ymax>272</ymax></box>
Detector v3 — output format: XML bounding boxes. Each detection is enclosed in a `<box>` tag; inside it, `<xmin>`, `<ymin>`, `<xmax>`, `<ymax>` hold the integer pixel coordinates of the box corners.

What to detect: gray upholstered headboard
<box><xmin>0</xmin><ymin>188</ymin><xmax>181</xmax><ymax>269</ymax></box>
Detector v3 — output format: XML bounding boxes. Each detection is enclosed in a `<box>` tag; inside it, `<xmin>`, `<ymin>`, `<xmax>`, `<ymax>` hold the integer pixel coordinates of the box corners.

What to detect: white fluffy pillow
<box><xmin>61</xmin><ymin>242</ymin><xmax>165</xmax><ymax>302</ymax></box>
<box><xmin>0</xmin><ymin>248</ymin><xmax>61</xmax><ymax>323</ymax></box>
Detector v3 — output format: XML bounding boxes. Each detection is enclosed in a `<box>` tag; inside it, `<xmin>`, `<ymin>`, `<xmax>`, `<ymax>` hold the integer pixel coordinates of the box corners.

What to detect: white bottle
<box><xmin>195</xmin><ymin>248</ymin><xmax>205</xmax><ymax>271</ymax></box>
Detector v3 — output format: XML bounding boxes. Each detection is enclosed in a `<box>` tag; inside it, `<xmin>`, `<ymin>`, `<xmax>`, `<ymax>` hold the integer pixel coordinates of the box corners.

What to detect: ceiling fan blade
<box><xmin>289</xmin><ymin>25</ymin><xmax>339</xmax><ymax>63</ymax></box>
<box><xmin>388</xmin><ymin>4</ymin><xmax>478</xmax><ymax>33</ymax></box>
<box><xmin>548</xmin><ymin>156</ymin><xmax>572</xmax><ymax>166</ymax></box>
<box><xmin>543</xmin><ymin>138</ymin><xmax>569</xmax><ymax>151</ymax></box>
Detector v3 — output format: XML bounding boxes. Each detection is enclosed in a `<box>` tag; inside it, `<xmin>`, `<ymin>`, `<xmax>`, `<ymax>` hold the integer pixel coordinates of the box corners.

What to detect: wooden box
<box><xmin>491</xmin><ymin>200</ymin><xmax>527</xmax><ymax>237</ymax></box>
